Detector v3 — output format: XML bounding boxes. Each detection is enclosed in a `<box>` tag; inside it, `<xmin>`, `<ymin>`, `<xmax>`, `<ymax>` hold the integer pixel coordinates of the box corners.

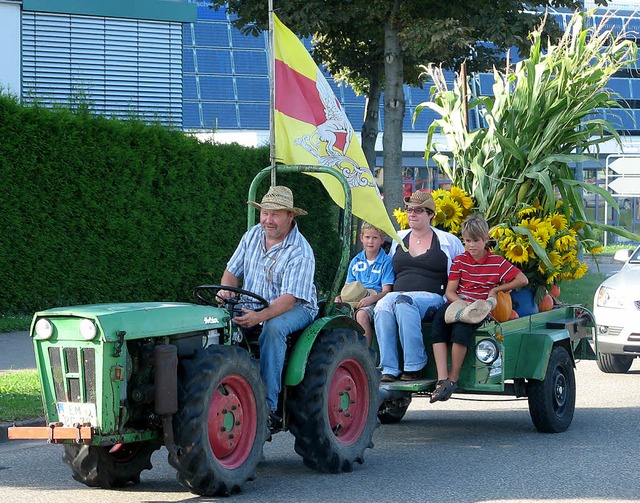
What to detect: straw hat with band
<box><xmin>341</xmin><ymin>282</ymin><xmax>377</xmax><ymax>309</ymax></box>
<box><xmin>404</xmin><ymin>190</ymin><xmax>436</xmax><ymax>213</ymax></box>
<box><xmin>248</xmin><ymin>185</ymin><xmax>307</xmax><ymax>216</ymax></box>
<box><xmin>444</xmin><ymin>297</ymin><xmax>498</xmax><ymax>325</ymax></box>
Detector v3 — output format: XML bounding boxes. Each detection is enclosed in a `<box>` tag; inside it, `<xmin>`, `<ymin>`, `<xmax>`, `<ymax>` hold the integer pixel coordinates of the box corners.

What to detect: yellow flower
<box><xmin>518</xmin><ymin>205</ymin><xmax>538</xmax><ymax>217</ymax></box>
<box><xmin>393</xmin><ymin>208</ymin><xmax>408</xmax><ymax>230</ymax></box>
<box><xmin>573</xmin><ymin>262</ymin><xmax>588</xmax><ymax>279</ymax></box>
<box><xmin>504</xmin><ymin>241</ymin><xmax>530</xmax><ymax>264</ymax></box>
<box><xmin>436</xmin><ymin>195</ymin><xmax>464</xmax><ymax>229</ymax></box>
<box><xmin>554</xmin><ymin>233</ymin><xmax>577</xmax><ymax>252</ymax></box>
<box><xmin>548</xmin><ymin>212</ymin><xmax>568</xmax><ymax>232</ymax></box>
<box><xmin>448</xmin><ymin>186</ymin><xmax>474</xmax><ymax>212</ymax></box>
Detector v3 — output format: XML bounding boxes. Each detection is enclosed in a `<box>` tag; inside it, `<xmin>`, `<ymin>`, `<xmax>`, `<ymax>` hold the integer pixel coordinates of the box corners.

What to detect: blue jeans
<box><xmin>259</xmin><ymin>304</ymin><xmax>314</xmax><ymax>411</ymax></box>
<box><xmin>374</xmin><ymin>292</ymin><xmax>445</xmax><ymax>376</ymax></box>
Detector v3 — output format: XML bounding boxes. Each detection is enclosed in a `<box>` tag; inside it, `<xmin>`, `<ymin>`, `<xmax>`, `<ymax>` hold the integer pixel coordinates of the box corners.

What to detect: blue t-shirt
<box><xmin>346</xmin><ymin>249</ymin><xmax>395</xmax><ymax>293</ymax></box>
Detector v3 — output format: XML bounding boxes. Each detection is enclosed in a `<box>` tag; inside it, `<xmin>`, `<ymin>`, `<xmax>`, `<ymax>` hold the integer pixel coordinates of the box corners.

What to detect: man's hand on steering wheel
<box><xmin>232</xmin><ymin>308</ymin><xmax>263</xmax><ymax>328</ymax></box>
<box><xmin>193</xmin><ymin>285</ymin><xmax>269</xmax><ymax>324</ymax></box>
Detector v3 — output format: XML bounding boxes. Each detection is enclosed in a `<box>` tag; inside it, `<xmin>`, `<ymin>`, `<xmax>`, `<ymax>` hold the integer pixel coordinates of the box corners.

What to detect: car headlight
<box><xmin>79</xmin><ymin>319</ymin><xmax>98</xmax><ymax>341</ymax></box>
<box><xmin>475</xmin><ymin>338</ymin><xmax>499</xmax><ymax>364</ymax></box>
<box><xmin>34</xmin><ymin>318</ymin><xmax>54</xmax><ymax>340</ymax></box>
<box><xmin>596</xmin><ymin>286</ymin><xmax>625</xmax><ymax>309</ymax></box>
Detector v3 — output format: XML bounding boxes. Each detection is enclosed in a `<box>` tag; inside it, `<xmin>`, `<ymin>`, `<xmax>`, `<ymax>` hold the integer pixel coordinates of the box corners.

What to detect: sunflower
<box><xmin>504</xmin><ymin>241</ymin><xmax>530</xmax><ymax>264</ymax></box>
<box><xmin>548</xmin><ymin>213</ymin><xmax>567</xmax><ymax>233</ymax></box>
<box><xmin>393</xmin><ymin>207</ymin><xmax>409</xmax><ymax>230</ymax></box>
<box><xmin>436</xmin><ymin>195</ymin><xmax>464</xmax><ymax>229</ymax></box>
<box><xmin>555</xmin><ymin>233</ymin><xmax>578</xmax><ymax>252</ymax></box>
<box><xmin>448</xmin><ymin>186</ymin><xmax>474</xmax><ymax>212</ymax></box>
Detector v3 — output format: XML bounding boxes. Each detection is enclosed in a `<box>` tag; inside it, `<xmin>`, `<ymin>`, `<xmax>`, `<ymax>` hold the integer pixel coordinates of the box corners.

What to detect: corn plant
<box><xmin>417</xmin><ymin>10</ymin><xmax>639</xmax><ymax>297</ymax></box>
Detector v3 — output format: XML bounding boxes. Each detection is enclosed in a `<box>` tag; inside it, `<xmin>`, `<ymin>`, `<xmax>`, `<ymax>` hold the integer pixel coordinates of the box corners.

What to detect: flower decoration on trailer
<box><xmin>393</xmin><ymin>186</ymin><xmax>474</xmax><ymax>234</ymax></box>
<box><xmin>490</xmin><ymin>200</ymin><xmax>601</xmax><ymax>301</ymax></box>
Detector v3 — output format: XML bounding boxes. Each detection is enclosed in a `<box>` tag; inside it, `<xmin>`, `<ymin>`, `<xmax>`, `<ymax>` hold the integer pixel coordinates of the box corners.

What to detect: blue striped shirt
<box><xmin>226</xmin><ymin>223</ymin><xmax>318</xmax><ymax>317</ymax></box>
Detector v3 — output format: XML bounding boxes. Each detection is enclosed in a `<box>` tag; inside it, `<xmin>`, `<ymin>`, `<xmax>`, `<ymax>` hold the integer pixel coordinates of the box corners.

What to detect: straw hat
<box><xmin>341</xmin><ymin>282</ymin><xmax>377</xmax><ymax>308</ymax></box>
<box><xmin>248</xmin><ymin>185</ymin><xmax>307</xmax><ymax>216</ymax></box>
<box><xmin>404</xmin><ymin>190</ymin><xmax>436</xmax><ymax>212</ymax></box>
<box><xmin>444</xmin><ymin>297</ymin><xmax>498</xmax><ymax>324</ymax></box>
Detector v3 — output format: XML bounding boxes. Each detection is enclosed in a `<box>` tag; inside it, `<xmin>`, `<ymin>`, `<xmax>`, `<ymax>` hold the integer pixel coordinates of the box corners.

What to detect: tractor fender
<box><xmin>515</xmin><ymin>329</ymin><xmax>573</xmax><ymax>381</ymax></box>
<box><xmin>283</xmin><ymin>315</ymin><xmax>364</xmax><ymax>387</ymax></box>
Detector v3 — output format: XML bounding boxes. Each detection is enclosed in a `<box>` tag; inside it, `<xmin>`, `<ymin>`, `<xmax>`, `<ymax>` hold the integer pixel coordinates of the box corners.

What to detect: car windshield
<box><xmin>631</xmin><ymin>246</ymin><xmax>640</xmax><ymax>262</ymax></box>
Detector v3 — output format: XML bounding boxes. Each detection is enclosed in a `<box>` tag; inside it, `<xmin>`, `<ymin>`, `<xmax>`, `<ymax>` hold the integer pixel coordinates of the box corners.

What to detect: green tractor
<box><xmin>9</xmin><ymin>166</ymin><xmax>379</xmax><ymax>496</ymax></box>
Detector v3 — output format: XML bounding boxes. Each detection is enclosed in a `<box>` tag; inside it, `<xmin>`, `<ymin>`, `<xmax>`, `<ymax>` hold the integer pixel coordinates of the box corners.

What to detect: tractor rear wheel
<box><xmin>62</xmin><ymin>441</ymin><xmax>160</xmax><ymax>488</ymax></box>
<box><xmin>169</xmin><ymin>345</ymin><xmax>268</xmax><ymax>496</ymax></box>
<box><xmin>287</xmin><ymin>328</ymin><xmax>379</xmax><ymax>473</ymax></box>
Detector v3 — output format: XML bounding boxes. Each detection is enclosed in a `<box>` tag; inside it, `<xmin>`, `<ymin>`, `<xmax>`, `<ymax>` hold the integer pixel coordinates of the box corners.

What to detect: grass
<box><xmin>0</xmin><ymin>370</ymin><xmax>43</xmax><ymax>423</ymax></box>
<box><xmin>556</xmin><ymin>272</ymin><xmax>607</xmax><ymax>312</ymax></box>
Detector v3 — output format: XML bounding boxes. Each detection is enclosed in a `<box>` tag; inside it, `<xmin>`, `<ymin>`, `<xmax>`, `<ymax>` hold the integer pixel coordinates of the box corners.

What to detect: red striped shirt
<box><xmin>449</xmin><ymin>249</ymin><xmax>521</xmax><ymax>301</ymax></box>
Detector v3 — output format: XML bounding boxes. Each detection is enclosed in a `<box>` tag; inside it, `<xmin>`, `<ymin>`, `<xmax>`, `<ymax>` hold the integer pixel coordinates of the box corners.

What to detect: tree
<box><xmin>211</xmin><ymin>0</ymin><xmax>603</xmax><ymax>213</ymax></box>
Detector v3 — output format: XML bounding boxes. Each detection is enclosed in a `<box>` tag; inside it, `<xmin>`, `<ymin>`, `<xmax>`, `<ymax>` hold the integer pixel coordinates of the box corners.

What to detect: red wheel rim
<box><xmin>207</xmin><ymin>373</ymin><xmax>258</xmax><ymax>469</ymax></box>
<box><xmin>327</xmin><ymin>358</ymin><xmax>370</xmax><ymax>445</ymax></box>
<box><xmin>107</xmin><ymin>442</ymin><xmax>142</xmax><ymax>462</ymax></box>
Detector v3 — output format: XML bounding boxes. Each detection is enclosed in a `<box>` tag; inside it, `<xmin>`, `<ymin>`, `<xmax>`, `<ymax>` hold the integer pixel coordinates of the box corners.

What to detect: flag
<box><xmin>273</xmin><ymin>14</ymin><xmax>403</xmax><ymax>246</ymax></box>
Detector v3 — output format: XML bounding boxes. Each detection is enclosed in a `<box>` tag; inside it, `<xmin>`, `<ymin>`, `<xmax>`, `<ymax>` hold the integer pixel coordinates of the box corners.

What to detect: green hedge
<box><xmin>0</xmin><ymin>95</ymin><xmax>342</xmax><ymax>313</ymax></box>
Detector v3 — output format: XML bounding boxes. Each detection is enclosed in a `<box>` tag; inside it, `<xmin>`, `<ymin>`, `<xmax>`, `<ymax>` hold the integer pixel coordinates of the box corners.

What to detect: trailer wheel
<box><xmin>597</xmin><ymin>353</ymin><xmax>634</xmax><ymax>374</ymax></box>
<box><xmin>287</xmin><ymin>328</ymin><xmax>379</xmax><ymax>473</ymax></box>
<box><xmin>527</xmin><ymin>346</ymin><xmax>575</xmax><ymax>433</ymax></box>
<box><xmin>62</xmin><ymin>441</ymin><xmax>160</xmax><ymax>488</ymax></box>
<box><xmin>169</xmin><ymin>345</ymin><xmax>268</xmax><ymax>496</ymax></box>
<box><xmin>378</xmin><ymin>395</ymin><xmax>412</xmax><ymax>424</ymax></box>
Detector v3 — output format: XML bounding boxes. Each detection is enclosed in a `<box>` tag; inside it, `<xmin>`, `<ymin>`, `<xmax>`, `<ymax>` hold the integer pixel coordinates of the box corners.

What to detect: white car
<box><xmin>593</xmin><ymin>245</ymin><xmax>640</xmax><ymax>373</ymax></box>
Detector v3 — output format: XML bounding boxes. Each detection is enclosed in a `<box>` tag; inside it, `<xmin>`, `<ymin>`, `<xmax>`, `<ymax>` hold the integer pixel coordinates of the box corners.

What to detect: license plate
<box><xmin>56</xmin><ymin>402</ymin><xmax>97</xmax><ymax>427</ymax></box>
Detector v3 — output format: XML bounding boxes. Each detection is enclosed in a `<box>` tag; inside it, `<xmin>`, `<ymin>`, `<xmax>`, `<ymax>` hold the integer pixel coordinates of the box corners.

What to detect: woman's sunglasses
<box><xmin>406</xmin><ymin>207</ymin><xmax>434</xmax><ymax>215</ymax></box>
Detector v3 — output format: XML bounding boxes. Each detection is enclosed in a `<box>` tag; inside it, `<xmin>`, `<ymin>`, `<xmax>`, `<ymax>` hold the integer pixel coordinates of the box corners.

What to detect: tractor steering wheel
<box><xmin>193</xmin><ymin>284</ymin><xmax>269</xmax><ymax>317</ymax></box>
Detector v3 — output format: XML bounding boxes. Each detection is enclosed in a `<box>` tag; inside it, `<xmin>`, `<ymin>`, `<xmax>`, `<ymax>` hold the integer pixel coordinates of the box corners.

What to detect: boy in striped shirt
<box><xmin>429</xmin><ymin>214</ymin><xmax>528</xmax><ymax>403</ymax></box>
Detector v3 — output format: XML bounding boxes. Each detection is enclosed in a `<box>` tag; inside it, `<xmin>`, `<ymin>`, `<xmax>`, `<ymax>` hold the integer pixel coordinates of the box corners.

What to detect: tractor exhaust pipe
<box><xmin>154</xmin><ymin>344</ymin><xmax>179</xmax><ymax>457</ymax></box>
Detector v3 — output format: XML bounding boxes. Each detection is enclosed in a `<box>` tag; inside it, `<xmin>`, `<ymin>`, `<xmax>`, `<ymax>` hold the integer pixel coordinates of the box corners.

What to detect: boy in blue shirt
<box><xmin>336</xmin><ymin>222</ymin><xmax>395</xmax><ymax>346</ymax></box>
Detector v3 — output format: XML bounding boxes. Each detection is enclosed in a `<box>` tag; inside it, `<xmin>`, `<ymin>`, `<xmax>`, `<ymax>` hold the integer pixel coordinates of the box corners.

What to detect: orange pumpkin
<box><xmin>492</xmin><ymin>291</ymin><xmax>513</xmax><ymax>322</ymax></box>
<box><xmin>539</xmin><ymin>293</ymin><xmax>554</xmax><ymax>312</ymax></box>
<box><xmin>549</xmin><ymin>284</ymin><xmax>561</xmax><ymax>298</ymax></box>
<box><xmin>509</xmin><ymin>309</ymin><xmax>519</xmax><ymax>320</ymax></box>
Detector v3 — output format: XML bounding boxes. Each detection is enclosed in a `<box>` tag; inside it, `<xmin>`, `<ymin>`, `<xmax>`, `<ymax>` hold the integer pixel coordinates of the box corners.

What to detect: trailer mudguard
<box><xmin>514</xmin><ymin>329</ymin><xmax>572</xmax><ymax>380</ymax></box>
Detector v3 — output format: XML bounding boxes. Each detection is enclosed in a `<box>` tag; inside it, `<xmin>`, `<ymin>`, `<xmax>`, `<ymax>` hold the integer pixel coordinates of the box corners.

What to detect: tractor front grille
<box><xmin>48</xmin><ymin>346</ymin><xmax>97</xmax><ymax>403</ymax></box>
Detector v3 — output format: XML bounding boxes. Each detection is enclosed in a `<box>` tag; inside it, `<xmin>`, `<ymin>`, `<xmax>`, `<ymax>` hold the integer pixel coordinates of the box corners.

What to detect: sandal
<box><xmin>430</xmin><ymin>378</ymin><xmax>458</xmax><ymax>403</ymax></box>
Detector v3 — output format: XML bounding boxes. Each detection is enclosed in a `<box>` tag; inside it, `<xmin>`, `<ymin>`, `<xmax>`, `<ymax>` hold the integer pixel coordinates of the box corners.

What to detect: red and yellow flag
<box><xmin>273</xmin><ymin>14</ymin><xmax>402</xmax><ymax>245</ymax></box>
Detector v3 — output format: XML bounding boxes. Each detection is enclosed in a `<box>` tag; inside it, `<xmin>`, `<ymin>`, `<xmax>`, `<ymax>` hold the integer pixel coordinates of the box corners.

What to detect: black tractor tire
<box><xmin>527</xmin><ymin>345</ymin><xmax>576</xmax><ymax>433</ymax></box>
<box><xmin>62</xmin><ymin>441</ymin><xmax>161</xmax><ymax>488</ymax></box>
<box><xmin>378</xmin><ymin>395</ymin><xmax>412</xmax><ymax>424</ymax></box>
<box><xmin>168</xmin><ymin>345</ymin><xmax>268</xmax><ymax>496</ymax></box>
<box><xmin>287</xmin><ymin>328</ymin><xmax>379</xmax><ymax>473</ymax></box>
<box><xmin>597</xmin><ymin>353</ymin><xmax>634</xmax><ymax>374</ymax></box>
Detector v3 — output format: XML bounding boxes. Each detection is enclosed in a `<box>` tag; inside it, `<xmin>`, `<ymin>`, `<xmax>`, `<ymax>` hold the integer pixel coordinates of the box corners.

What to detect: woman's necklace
<box><xmin>413</xmin><ymin>231</ymin><xmax>430</xmax><ymax>245</ymax></box>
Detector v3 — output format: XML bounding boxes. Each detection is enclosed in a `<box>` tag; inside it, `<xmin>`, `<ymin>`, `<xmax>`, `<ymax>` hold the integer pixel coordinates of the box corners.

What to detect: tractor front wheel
<box><xmin>62</xmin><ymin>441</ymin><xmax>160</xmax><ymax>488</ymax></box>
<box><xmin>169</xmin><ymin>345</ymin><xmax>268</xmax><ymax>496</ymax></box>
<box><xmin>287</xmin><ymin>328</ymin><xmax>379</xmax><ymax>473</ymax></box>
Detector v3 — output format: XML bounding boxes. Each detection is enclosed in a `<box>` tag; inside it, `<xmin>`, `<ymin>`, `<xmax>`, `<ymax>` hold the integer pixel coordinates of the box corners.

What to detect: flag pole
<box><xmin>268</xmin><ymin>0</ymin><xmax>276</xmax><ymax>186</ymax></box>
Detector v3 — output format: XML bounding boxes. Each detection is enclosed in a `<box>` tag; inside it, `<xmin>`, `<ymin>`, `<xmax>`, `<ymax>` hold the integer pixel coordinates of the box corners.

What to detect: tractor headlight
<box><xmin>475</xmin><ymin>338</ymin><xmax>499</xmax><ymax>365</ymax></box>
<box><xmin>79</xmin><ymin>319</ymin><xmax>97</xmax><ymax>341</ymax></box>
<box><xmin>34</xmin><ymin>318</ymin><xmax>54</xmax><ymax>340</ymax></box>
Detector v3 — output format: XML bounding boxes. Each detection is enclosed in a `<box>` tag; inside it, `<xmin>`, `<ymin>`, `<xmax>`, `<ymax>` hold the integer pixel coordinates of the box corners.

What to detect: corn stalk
<box><xmin>419</xmin><ymin>10</ymin><xmax>638</xmax><ymax>247</ymax></box>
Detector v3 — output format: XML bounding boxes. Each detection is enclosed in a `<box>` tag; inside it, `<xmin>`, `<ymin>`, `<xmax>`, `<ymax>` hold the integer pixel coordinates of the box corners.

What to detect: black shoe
<box><xmin>268</xmin><ymin>412</ymin><xmax>283</xmax><ymax>434</ymax></box>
